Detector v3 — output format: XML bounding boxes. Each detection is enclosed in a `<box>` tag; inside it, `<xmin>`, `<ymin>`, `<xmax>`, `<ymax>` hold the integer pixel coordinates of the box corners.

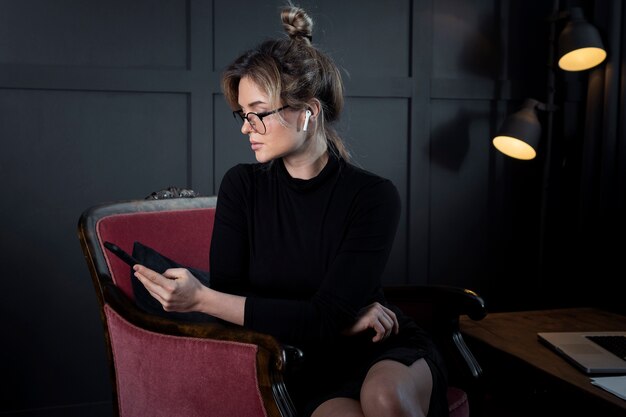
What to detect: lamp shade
<box><xmin>558</xmin><ymin>7</ymin><xmax>606</xmax><ymax>71</ymax></box>
<box><xmin>492</xmin><ymin>99</ymin><xmax>541</xmax><ymax>160</ymax></box>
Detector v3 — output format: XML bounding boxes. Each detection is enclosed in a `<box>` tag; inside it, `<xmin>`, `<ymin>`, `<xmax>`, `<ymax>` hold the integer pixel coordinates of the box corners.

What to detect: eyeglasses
<box><xmin>233</xmin><ymin>105</ymin><xmax>289</xmax><ymax>135</ymax></box>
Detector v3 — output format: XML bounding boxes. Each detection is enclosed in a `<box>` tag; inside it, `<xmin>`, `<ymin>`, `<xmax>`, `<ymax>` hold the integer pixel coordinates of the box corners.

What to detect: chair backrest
<box><xmin>78</xmin><ymin>197</ymin><xmax>294</xmax><ymax>417</ymax></box>
<box><xmin>80</xmin><ymin>197</ymin><xmax>217</xmax><ymax>300</ymax></box>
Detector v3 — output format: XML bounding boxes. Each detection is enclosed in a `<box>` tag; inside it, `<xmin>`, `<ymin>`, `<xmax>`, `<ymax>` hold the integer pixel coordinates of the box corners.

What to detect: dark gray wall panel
<box><xmin>0</xmin><ymin>0</ymin><xmax>188</xmax><ymax>69</ymax></box>
<box><xmin>0</xmin><ymin>90</ymin><xmax>189</xmax><ymax>200</ymax></box>
<box><xmin>311</xmin><ymin>0</ymin><xmax>411</xmax><ymax>78</ymax></box>
<box><xmin>433</xmin><ymin>0</ymin><xmax>499</xmax><ymax>81</ymax></box>
<box><xmin>0</xmin><ymin>89</ymin><xmax>187</xmax><ymax>411</ymax></box>
<box><xmin>429</xmin><ymin>99</ymin><xmax>491</xmax><ymax>288</ymax></box>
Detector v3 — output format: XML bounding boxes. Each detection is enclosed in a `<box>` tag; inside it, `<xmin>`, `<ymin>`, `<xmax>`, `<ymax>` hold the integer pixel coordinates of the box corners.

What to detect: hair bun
<box><xmin>281</xmin><ymin>6</ymin><xmax>313</xmax><ymax>43</ymax></box>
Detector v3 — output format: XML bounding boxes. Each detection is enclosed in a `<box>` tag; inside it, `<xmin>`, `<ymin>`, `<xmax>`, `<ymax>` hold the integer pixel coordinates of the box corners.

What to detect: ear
<box><xmin>301</xmin><ymin>99</ymin><xmax>321</xmax><ymax>132</ymax></box>
<box><xmin>306</xmin><ymin>99</ymin><xmax>322</xmax><ymax>120</ymax></box>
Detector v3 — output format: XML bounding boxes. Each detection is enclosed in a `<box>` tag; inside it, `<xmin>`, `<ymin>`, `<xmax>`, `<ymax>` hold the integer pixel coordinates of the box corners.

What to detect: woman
<box><xmin>134</xmin><ymin>5</ymin><xmax>448</xmax><ymax>417</ymax></box>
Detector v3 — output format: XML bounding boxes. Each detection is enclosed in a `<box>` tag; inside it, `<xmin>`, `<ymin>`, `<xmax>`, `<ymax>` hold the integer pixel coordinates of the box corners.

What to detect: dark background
<box><xmin>1</xmin><ymin>0</ymin><xmax>624</xmax><ymax>416</ymax></box>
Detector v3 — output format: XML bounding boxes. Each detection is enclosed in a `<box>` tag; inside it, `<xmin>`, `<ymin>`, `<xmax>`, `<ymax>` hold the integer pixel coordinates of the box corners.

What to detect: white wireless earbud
<box><xmin>303</xmin><ymin>110</ymin><xmax>312</xmax><ymax>131</ymax></box>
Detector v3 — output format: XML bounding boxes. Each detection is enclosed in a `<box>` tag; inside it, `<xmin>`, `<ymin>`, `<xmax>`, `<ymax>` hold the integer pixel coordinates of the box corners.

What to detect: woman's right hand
<box><xmin>133</xmin><ymin>264</ymin><xmax>246</xmax><ymax>326</ymax></box>
<box><xmin>133</xmin><ymin>265</ymin><xmax>206</xmax><ymax>313</ymax></box>
<box><xmin>343</xmin><ymin>302</ymin><xmax>399</xmax><ymax>342</ymax></box>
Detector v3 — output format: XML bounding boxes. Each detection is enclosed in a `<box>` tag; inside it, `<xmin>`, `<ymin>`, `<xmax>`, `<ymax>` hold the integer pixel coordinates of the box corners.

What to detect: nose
<box><xmin>241</xmin><ymin>118</ymin><xmax>252</xmax><ymax>135</ymax></box>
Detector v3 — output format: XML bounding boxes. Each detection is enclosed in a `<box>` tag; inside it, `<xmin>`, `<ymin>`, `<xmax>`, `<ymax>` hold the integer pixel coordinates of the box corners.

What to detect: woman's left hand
<box><xmin>343</xmin><ymin>302</ymin><xmax>399</xmax><ymax>342</ymax></box>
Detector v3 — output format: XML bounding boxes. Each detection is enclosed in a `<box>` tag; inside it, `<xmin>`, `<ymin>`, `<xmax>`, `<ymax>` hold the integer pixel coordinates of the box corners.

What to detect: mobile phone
<box><xmin>104</xmin><ymin>241</ymin><xmax>141</xmax><ymax>267</ymax></box>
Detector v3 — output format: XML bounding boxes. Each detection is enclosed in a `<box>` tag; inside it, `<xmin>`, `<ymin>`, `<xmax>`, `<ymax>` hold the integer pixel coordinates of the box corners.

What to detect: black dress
<box><xmin>209</xmin><ymin>153</ymin><xmax>449</xmax><ymax>417</ymax></box>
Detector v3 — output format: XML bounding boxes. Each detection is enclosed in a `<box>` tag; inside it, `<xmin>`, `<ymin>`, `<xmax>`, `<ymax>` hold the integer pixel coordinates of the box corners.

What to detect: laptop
<box><xmin>538</xmin><ymin>331</ymin><xmax>626</xmax><ymax>374</ymax></box>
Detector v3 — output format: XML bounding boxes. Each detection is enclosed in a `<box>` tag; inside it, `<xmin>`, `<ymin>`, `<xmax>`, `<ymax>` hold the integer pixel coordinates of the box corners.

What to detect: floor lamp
<box><xmin>492</xmin><ymin>2</ymin><xmax>606</xmax><ymax>301</ymax></box>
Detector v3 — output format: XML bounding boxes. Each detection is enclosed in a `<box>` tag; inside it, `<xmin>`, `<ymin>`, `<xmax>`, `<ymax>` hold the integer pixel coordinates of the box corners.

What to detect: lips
<box><xmin>250</xmin><ymin>140</ymin><xmax>263</xmax><ymax>151</ymax></box>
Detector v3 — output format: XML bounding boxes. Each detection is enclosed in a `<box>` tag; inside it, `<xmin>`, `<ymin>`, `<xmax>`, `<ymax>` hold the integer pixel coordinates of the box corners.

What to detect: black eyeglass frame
<box><xmin>233</xmin><ymin>105</ymin><xmax>290</xmax><ymax>134</ymax></box>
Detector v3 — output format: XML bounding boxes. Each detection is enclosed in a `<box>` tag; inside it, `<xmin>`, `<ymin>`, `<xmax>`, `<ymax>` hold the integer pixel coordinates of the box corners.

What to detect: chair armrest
<box><xmin>384</xmin><ymin>285</ymin><xmax>487</xmax><ymax>381</ymax></box>
<box><xmin>103</xmin><ymin>281</ymin><xmax>287</xmax><ymax>367</ymax></box>
<box><xmin>102</xmin><ymin>282</ymin><xmax>298</xmax><ymax>417</ymax></box>
<box><xmin>384</xmin><ymin>285</ymin><xmax>487</xmax><ymax>321</ymax></box>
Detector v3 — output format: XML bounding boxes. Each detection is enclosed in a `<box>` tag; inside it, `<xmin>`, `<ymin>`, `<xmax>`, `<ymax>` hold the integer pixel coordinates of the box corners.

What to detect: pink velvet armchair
<box><xmin>78</xmin><ymin>194</ymin><xmax>486</xmax><ymax>417</ymax></box>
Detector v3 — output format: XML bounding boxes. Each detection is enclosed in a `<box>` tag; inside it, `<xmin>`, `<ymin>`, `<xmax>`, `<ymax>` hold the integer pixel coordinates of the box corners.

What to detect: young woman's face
<box><xmin>237</xmin><ymin>76</ymin><xmax>307</xmax><ymax>163</ymax></box>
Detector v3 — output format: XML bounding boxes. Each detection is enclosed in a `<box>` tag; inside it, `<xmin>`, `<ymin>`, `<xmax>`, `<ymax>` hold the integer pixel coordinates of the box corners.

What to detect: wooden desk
<box><xmin>460</xmin><ymin>308</ymin><xmax>626</xmax><ymax>415</ymax></box>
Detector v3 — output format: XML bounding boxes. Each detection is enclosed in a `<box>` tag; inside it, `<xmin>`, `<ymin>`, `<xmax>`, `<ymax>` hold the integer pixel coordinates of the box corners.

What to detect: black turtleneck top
<box><xmin>209</xmin><ymin>154</ymin><xmax>401</xmax><ymax>349</ymax></box>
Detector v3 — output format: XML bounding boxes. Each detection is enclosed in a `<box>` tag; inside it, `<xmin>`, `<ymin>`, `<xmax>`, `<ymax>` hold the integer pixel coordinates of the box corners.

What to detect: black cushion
<box><xmin>130</xmin><ymin>241</ymin><xmax>218</xmax><ymax>323</ymax></box>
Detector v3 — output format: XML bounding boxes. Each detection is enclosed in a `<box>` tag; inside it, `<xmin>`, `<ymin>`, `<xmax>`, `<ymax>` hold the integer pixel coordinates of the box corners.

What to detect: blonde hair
<box><xmin>221</xmin><ymin>5</ymin><xmax>350</xmax><ymax>161</ymax></box>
